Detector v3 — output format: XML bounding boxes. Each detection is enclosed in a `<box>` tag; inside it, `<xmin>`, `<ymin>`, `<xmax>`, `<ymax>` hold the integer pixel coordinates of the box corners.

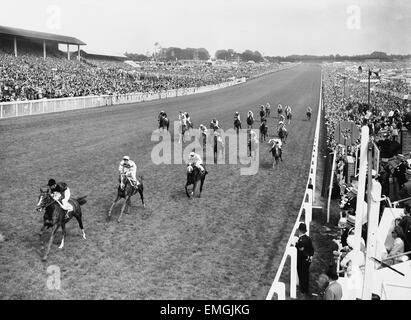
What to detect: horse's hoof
<box><xmin>58</xmin><ymin>245</ymin><xmax>63</xmax><ymax>249</ymax></box>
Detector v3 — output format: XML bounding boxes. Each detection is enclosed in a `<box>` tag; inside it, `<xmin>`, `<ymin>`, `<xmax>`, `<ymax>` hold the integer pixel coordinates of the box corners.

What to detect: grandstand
<box><xmin>0</xmin><ymin>25</ymin><xmax>86</xmax><ymax>60</ymax></box>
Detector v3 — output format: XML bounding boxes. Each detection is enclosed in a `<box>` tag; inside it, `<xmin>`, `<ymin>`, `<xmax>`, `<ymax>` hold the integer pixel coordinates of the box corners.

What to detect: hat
<box><xmin>47</xmin><ymin>179</ymin><xmax>56</xmax><ymax>187</ymax></box>
<box><xmin>298</xmin><ymin>222</ymin><xmax>307</xmax><ymax>233</ymax></box>
<box><xmin>123</xmin><ymin>156</ymin><xmax>130</xmax><ymax>161</ymax></box>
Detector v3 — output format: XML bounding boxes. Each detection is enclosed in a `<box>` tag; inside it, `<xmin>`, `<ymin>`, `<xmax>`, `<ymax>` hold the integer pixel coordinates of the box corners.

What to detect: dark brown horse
<box><xmin>108</xmin><ymin>174</ymin><xmax>145</xmax><ymax>223</ymax></box>
<box><xmin>36</xmin><ymin>188</ymin><xmax>87</xmax><ymax>261</ymax></box>
<box><xmin>260</xmin><ymin>121</ymin><xmax>268</xmax><ymax>142</ymax></box>
<box><xmin>158</xmin><ymin>115</ymin><xmax>169</xmax><ymax>131</ymax></box>
<box><xmin>270</xmin><ymin>144</ymin><xmax>283</xmax><ymax>167</ymax></box>
<box><xmin>185</xmin><ymin>165</ymin><xmax>207</xmax><ymax>198</ymax></box>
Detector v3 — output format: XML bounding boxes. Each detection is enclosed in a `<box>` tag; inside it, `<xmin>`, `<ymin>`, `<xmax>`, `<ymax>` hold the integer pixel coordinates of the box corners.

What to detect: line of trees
<box><xmin>124</xmin><ymin>49</ymin><xmax>411</xmax><ymax>63</ymax></box>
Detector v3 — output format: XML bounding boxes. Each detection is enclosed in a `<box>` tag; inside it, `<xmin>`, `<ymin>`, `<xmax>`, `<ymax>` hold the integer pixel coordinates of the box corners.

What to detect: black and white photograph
<box><xmin>0</xmin><ymin>0</ymin><xmax>410</xmax><ymax>305</ymax></box>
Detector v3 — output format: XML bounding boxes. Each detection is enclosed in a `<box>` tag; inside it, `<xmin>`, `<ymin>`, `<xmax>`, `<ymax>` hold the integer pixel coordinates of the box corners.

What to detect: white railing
<box><xmin>266</xmin><ymin>71</ymin><xmax>323</xmax><ymax>300</ymax></box>
<box><xmin>0</xmin><ymin>77</ymin><xmax>247</xmax><ymax>119</ymax></box>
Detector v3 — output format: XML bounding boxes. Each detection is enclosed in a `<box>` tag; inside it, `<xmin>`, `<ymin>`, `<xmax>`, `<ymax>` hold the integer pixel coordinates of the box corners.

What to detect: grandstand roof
<box><xmin>0</xmin><ymin>25</ymin><xmax>86</xmax><ymax>45</ymax></box>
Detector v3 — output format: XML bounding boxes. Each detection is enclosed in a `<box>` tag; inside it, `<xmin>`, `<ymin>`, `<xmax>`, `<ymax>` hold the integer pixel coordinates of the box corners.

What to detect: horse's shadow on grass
<box><xmin>104</xmin><ymin>199</ymin><xmax>150</xmax><ymax>222</ymax></box>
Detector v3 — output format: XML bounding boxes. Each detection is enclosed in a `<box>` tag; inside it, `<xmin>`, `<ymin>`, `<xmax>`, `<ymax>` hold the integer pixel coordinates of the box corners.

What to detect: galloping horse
<box><xmin>108</xmin><ymin>174</ymin><xmax>145</xmax><ymax>223</ymax></box>
<box><xmin>234</xmin><ymin>118</ymin><xmax>242</xmax><ymax>134</ymax></box>
<box><xmin>277</xmin><ymin>104</ymin><xmax>283</xmax><ymax>118</ymax></box>
<box><xmin>36</xmin><ymin>188</ymin><xmax>87</xmax><ymax>261</ymax></box>
<box><xmin>265</xmin><ymin>104</ymin><xmax>271</xmax><ymax>117</ymax></box>
<box><xmin>246</xmin><ymin>114</ymin><xmax>254</xmax><ymax>129</ymax></box>
<box><xmin>158</xmin><ymin>115</ymin><xmax>169</xmax><ymax>131</ymax></box>
<box><xmin>179</xmin><ymin>122</ymin><xmax>188</xmax><ymax>143</ymax></box>
<box><xmin>185</xmin><ymin>165</ymin><xmax>207</xmax><ymax>198</ymax></box>
<box><xmin>285</xmin><ymin>107</ymin><xmax>292</xmax><ymax>124</ymax></box>
<box><xmin>259</xmin><ymin>108</ymin><xmax>266</xmax><ymax>122</ymax></box>
<box><xmin>306</xmin><ymin>109</ymin><xmax>312</xmax><ymax>121</ymax></box>
<box><xmin>270</xmin><ymin>143</ymin><xmax>283</xmax><ymax>167</ymax></box>
<box><xmin>260</xmin><ymin>121</ymin><xmax>268</xmax><ymax>142</ymax></box>
<box><xmin>278</xmin><ymin>126</ymin><xmax>288</xmax><ymax>144</ymax></box>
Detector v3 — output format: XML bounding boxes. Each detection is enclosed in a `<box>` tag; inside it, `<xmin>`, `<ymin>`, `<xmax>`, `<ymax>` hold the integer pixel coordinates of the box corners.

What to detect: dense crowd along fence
<box><xmin>266</xmin><ymin>72</ymin><xmax>323</xmax><ymax>300</ymax></box>
<box><xmin>0</xmin><ymin>78</ymin><xmax>246</xmax><ymax>119</ymax></box>
<box><xmin>0</xmin><ymin>62</ymin><xmax>301</xmax><ymax>119</ymax></box>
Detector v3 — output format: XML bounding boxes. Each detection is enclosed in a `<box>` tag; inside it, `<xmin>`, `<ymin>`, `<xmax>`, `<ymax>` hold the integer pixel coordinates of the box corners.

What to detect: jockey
<box><xmin>278</xmin><ymin>104</ymin><xmax>283</xmax><ymax>112</ymax></box>
<box><xmin>307</xmin><ymin>106</ymin><xmax>312</xmax><ymax>113</ymax></box>
<box><xmin>286</xmin><ymin>105</ymin><xmax>292</xmax><ymax>114</ymax></box>
<box><xmin>188</xmin><ymin>151</ymin><xmax>205</xmax><ymax>173</ymax></box>
<box><xmin>48</xmin><ymin>179</ymin><xmax>73</xmax><ymax>219</ymax></box>
<box><xmin>118</xmin><ymin>155</ymin><xmax>139</xmax><ymax>189</ymax></box>
<box><xmin>269</xmin><ymin>138</ymin><xmax>282</xmax><ymax>149</ymax></box>
<box><xmin>266</xmin><ymin>102</ymin><xmax>271</xmax><ymax>110</ymax></box>
<box><xmin>158</xmin><ymin>110</ymin><xmax>167</xmax><ymax>120</ymax></box>
<box><xmin>210</xmin><ymin>118</ymin><xmax>219</xmax><ymax>130</ymax></box>
<box><xmin>199</xmin><ymin>124</ymin><xmax>208</xmax><ymax>135</ymax></box>
<box><xmin>278</xmin><ymin>121</ymin><xmax>286</xmax><ymax>132</ymax></box>
<box><xmin>247</xmin><ymin>110</ymin><xmax>254</xmax><ymax>119</ymax></box>
<box><xmin>260</xmin><ymin>105</ymin><xmax>265</xmax><ymax>118</ymax></box>
<box><xmin>234</xmin><ymin>112</ymin><xmax>241</xmax><ymax>122</ymax></box>
<box><xmin>185</xmin><ymin>112</ymin><xmax>192</xmax><ymax>127</ymax></box>
<box><xmin>279</xmin><ymin>114</ymin><xmax>285</xmax><ymax>122</ymax></box>
<box><xmin>179</xmin><ymin>111</ymin><xmax>187</xmax><ymax>126</ymax></box>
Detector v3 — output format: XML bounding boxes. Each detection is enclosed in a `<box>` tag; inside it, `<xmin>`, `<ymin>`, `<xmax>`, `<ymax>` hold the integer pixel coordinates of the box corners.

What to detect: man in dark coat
<box><xmin>295</xmin><ymin>223</ymin><xmax>314</xmax><ymax>294</ymax></box>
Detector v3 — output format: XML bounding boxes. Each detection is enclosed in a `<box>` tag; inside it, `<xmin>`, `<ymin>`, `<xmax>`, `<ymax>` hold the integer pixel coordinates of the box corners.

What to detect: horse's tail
<box><xmin>76</xmin><ymin>196</ymin><xmax>87</xmax><ymax>206</ymax></box>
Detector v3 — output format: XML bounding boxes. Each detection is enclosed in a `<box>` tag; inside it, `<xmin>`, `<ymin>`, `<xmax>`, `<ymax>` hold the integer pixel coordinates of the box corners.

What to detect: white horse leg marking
<box><xmin>58</xmin><ymin>237</ymin><xmax>64</xmax><ymax>249</ymax></box>
<box><xmin>82</xmin><ymin>229</ymin><xmax>86</xmax><ymax>240</ymax></box>
<box><xmin>36</xmin><ymin>196</ymin><xmax>43</xmax><ymax>207</ymax></box>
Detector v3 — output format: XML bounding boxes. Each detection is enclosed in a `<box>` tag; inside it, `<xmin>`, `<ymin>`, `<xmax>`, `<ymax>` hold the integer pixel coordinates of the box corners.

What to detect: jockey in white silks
<box><xmin>179</xmin><ymin>111</ymin><xmax>187</xmax><ymax>126</ymax></box>
<box><xmin>234</xmin><ymin>112</ymin><xmax>241</xmax><ymax>122</ymax></box>
<box><xmin>50</xmin><ymin>181</ymin><xmax>73</xmax><ymax>218</ymax></box>
<box><xmin>199</xmin><ymin>124</ymin><xmax>208</xmax><ymax>135</ymax></box>
<box><xmin>268</xmin><ymin>138</ymin><xmax>282</xmax><ymax>149</ymax></box>
<box><xmin>188</xmin><ymin>151</ymin><xmax>205</xmax><ymax>173</ymax></box>
<box><xmin>118</xmin><ymin>155</ymin><xmax>139</xmax><ymax>189</ymax></box>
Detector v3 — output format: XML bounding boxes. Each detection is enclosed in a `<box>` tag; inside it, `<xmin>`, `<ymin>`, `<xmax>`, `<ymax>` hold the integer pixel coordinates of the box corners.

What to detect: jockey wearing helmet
<box><xmin>268</xmin><ymin>138</ymin><xmax>282</xmax><ymax>149</ymax></box>
<box><xmin>199</xmin><ymin>124</ymin><xmax>208</xmax><ymax>135</ymax></box>
<box><xmin>266</xmin><ymin>102</ymin><xmax>271</xmax><ymax>110</ymax></box>
<box><xmin>158</xmin><ymin>110</ymin><xmax>167</xmax><ymax>121</ymax></box>
<box><xmin>234</xmin><ymin>111</ymin><xmax>240</xmax><ymax>122</ymax></box>
<box><xmin>278</xmin><ymin>104</ymin><xmax>283</xmax><ymax>112</ymax></box>
<box><xmin>188</xmin><ymin>151</ymin><xmax>205</xmax><ymax>173</ymax></box>
<box><xmin>48</xmin><ymin>179</ymin><xmax>73</xmax><ymax>219</ymax></box>
<box><xmin>179</xmin><ymin>111</ymin><xmax>187</xmax><ymax>126</ymax></box>
<box><xmin>307</xmin><ymin>106</ymin><xmax>312</xmax><ymax>113</ymax></box>
<box><xmin>210</xmin><ymin>118</ymin><xmax>219</xmax><ymax>131</ymax></box>
<box><xmin>118</xmin><ymin>156</ymin><xmax>139</xmax><ymax>189</ymax></box>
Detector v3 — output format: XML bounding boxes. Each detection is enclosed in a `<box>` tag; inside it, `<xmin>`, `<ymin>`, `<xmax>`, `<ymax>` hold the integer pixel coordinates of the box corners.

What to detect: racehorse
<box><xmin>108</xmin><ymin>174</ymin><xmax>145</xmax><ymax>223</ymax></box>
<box><xmin>260</xmin><ymin>121</ymin><xmax>268</xmax><ymax>142</ymax></box>
<box><xmin>246</xmin><ymin>114</ymin><xmax>254</xmax><ymax>129</ymax></box>
<box><xmin>213</xmin><ymin>132</ymin><xmax>225</xmax><ymax>164</ymax></box>
<box><xmin>270</xmin><ymin>143</ymin><xmax>283</xmax><ymax>167</ymax></box>
<box><xmin>234</xmin><ymin>118</ymin><xmax>242</xmax><ymax>134</ymax></box>
<box><xmin>179</xmin><ymin>122</ymin><xmax>188</xmax><ymax>143</ymax></box>
<box><xmin>265</xmin><ymin>105</ymin><xmax>271</xmax><ymax>118</ymax></box>
<box><xmin>278</xmin><ymin>126</ymin><xmax>288</xmax><ymax>144</ymax></box>
<box><xmin>306</xmin><ymin>109</ymin><xmax>312</xmax><ymax>121</ymax></box>
<box><xmin>158</xmin><ymin>115</ymin><xmax>169</xmax><ymax>131</ymax></box>
<box><xmin>185</xmin><ymin>165</ymin><xmax>207</xmax><ymax>198</ymax></box>
<box><xmin>35</xmin><ymin>188</ymin><xmax>87</xmax><ymax>261</ymax></box>
<box><xmin>285</xmin><ymin>108</ymin><xmax>292</xmax><ymax>124</ymax></box>
<box><xmin>259</xmin><ymin>108</ymin><xmax>266</xmax><ymax>122</ymax></box>
<box><xmin>277</xmin><ymin>104</ymin><xmax>283</xmax><ymax>118</ymax></box>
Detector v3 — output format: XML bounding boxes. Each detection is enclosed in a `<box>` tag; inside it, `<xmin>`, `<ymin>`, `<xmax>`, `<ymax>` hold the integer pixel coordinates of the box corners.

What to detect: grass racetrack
<box><xmin>0</xmin><ymin>63</ymin><xmax>321</xmax><ymax>299</ymax></box>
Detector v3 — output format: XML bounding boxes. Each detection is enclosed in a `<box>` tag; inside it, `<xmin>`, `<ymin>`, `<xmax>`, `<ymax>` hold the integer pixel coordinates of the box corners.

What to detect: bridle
<box><xmin>36</xmin><ymin>192</ymin><xmax>55</xmax><ymax>212</ymax></box>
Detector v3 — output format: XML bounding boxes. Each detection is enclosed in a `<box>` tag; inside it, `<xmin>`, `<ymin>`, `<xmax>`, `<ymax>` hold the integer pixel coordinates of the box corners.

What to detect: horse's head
<box><xmin>187</xmin><ymin>165</ymin><xmax>194</xmax><ymax>174</ymax></box>
<box><xmin>36</xmin><ymin>188</ymin><xmax>53</xmax><ymax>212</ymax></box>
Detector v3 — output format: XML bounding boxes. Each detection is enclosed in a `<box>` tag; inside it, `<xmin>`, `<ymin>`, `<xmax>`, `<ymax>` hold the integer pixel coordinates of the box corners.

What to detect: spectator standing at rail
<box><xmin>324</xmin><ymin>269</ymin><xmax>343</xmax><ymax>300</ymax></box>
<box><xmin>295</xmin><ymin>222</ymin><xmax>314</xmax><ymax>295</ymax></box>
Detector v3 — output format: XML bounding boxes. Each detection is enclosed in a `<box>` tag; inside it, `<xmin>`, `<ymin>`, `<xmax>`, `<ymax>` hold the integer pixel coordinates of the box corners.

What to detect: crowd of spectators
<box><xmin>0</xmin><ymin>50</ymin><xmax>284</xmax><ymax>102</ymax></box>
<box><xmin>320</xmin><ymin>61</ymin><xmax>411</xmax><ymax>299</ymax></box>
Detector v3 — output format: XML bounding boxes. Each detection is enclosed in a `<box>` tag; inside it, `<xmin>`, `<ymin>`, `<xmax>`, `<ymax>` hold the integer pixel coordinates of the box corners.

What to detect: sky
<box><xmin>0</xmin><ymin>0</ymin><xmax>410</xmax><ymax>57</ymax></box>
